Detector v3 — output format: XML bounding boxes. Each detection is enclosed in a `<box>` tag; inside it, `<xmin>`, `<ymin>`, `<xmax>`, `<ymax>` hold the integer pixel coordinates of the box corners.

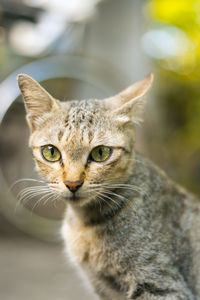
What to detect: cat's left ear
<box><xmin>18</xmin><ymin>74</ymin><xmax>60</xmax><ymax>132</ymax></box>
<box><xmin>104</xmin><ymin>73</ymin><xmax>153</xmax><ymax>124</ymax></box>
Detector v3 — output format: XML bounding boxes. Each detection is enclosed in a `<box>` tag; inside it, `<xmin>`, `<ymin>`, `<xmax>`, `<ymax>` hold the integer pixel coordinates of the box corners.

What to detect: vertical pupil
<box><xmin>50</xmin><ymin>147</ymin><xmax>54</xmax><ymax>156</ymax></box>
<box><xmin>98</xmin><ymin>148</ymin><xmax>103</xmax><ymax>157</ymax></box>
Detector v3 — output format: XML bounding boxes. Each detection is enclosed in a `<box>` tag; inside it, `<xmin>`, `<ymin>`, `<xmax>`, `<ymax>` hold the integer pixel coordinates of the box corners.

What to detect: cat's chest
<box><xmin>62</xmin><ymin>218</ymin><xmax>105</xmax><ymax>268</ymax></box>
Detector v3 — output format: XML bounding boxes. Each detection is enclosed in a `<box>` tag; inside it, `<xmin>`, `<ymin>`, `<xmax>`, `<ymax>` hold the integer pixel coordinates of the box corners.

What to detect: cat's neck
<box><xmin>67</xmin><ymin>193</ymin><xmax>128</xmax><ymax>227</ymax></box>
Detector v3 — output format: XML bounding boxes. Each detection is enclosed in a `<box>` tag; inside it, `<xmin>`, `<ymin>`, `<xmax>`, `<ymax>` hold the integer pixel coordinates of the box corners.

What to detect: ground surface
<box><xmin>0</xmin><ymin>215</ymin><xmax>95</xmax><ymax>300</ymax></box>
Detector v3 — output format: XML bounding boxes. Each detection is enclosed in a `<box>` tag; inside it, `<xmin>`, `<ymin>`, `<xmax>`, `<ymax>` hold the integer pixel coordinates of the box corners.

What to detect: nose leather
<box><xmin>64</xmin><ymin>180</ymin><xmax>83</xmax><ymax>193</ymax></box>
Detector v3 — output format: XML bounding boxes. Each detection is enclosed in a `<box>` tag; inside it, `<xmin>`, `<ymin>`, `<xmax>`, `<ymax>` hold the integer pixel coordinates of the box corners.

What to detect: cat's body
<box><xmin>62</xmin><ymin>152</ymin><xmax>200</xmax><ymax>300</ymax></box>
<box><xmin>18</xmin><ymin>74</ymin><xmax>200</xmax><ymax>299</ymax></box>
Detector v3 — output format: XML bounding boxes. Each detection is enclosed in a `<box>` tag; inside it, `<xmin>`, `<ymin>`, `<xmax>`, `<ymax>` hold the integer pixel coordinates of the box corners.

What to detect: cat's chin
<box><xmin>62</xmin><ymin>193</ymin><xmax>94</xmax><ymax>207</ymax></box>
<box><xmin>69</xmin><ymin>194</ymin><xmax>83</xmax><ymax>202</ymax></box>
<box><xmin>63</xmin><ymin>194</ymin><xmax>88</xmax><ymax>205</ymax></box>
<box><xmin>62</xmin><ymin>194</ymin><xmax>81</xmax><ymax>202</ymax></box>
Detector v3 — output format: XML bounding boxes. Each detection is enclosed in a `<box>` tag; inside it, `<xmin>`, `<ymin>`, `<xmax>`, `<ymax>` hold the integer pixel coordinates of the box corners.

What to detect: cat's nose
<box><xmin>64</xmin><ymin>180</ymin><xmax>83</xmax><ymax>193</ymax></box>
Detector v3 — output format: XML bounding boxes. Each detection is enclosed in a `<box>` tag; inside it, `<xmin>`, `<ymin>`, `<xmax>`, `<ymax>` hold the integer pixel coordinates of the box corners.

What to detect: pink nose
<box><xmin>64</xmin><ymin>180</ymin><xmax>83</xmax><ymax>193</ymax></box>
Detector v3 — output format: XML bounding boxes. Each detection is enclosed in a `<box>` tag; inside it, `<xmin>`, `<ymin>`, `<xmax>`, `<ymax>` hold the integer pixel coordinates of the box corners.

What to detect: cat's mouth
<box><xmin>70</xmin><ymin>194</ymin><xmax>81</xmax><ymax>201</ymax></box>
<box><xmin>60</xmin><ymin>189</ymin><xmax>94</xmax><ymax>204</ymax></box>
<box><xmin>63</xmin><ymin>192</ymin><xmax>94</xmax><ymax>206</ymax></box>
<box><xmin>65</xmin><ymin>193</ymin><xmax>84</xmax><ymax>202</ymax></box>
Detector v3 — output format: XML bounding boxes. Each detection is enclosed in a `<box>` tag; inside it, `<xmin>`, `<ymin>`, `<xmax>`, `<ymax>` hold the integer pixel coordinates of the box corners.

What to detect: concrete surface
<box><xmin>0</xmin><ymin>217</ymin><xmax>96</xmax><ymax>300</ymax></box>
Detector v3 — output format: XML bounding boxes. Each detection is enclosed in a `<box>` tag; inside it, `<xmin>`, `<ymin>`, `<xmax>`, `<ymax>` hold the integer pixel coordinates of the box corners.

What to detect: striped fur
<box><xmin>18</xmin><ymin>74</ymin><xmax>200</xmax><ymax>299</ymax></box>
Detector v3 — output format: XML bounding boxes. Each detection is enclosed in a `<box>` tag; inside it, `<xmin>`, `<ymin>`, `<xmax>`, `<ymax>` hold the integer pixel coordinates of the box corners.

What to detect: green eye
<box><xmin>41</xmin><ymin>145</ymin><xmax>61</xmax><ymax>162</ymax></box>
<box><xmin>90</xmin><ymin>146</ymin><xmax>112</xmax><ymax>162</ymax></box>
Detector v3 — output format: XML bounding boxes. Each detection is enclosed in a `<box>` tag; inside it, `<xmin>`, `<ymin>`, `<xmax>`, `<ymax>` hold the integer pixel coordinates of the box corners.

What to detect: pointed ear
<box><xmin>104</xmin><ymin>73</ymin><xmax>154</xmax><ymax>124</ymax></box>
<box><xmin>17</xmin><ymin>74</ymin><xmax>60</xmax><ymax>132</ymax></box>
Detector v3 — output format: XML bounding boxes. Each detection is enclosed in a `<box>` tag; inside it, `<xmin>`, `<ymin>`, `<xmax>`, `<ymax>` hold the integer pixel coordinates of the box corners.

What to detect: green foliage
<box><xmin>144</xmin><ymin>0</ymin><xmax>200</xmax><ymax>195</ymax></box>
<box><xmin>146</xmin><ymin>0</ymin><xmax>200</xmax><ymax>80</ymax></box>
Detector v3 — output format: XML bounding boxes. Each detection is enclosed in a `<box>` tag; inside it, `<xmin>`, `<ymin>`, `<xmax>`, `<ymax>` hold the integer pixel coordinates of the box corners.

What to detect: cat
<box><xmin>17</xmin><ymin>73</ymin><xmax>200</xmax><ymax>300</ymax></box>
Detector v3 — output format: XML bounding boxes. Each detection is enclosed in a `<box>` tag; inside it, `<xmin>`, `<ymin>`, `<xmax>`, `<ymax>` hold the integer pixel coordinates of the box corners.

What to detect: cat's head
<box><xmin>18</xmin><ymin>74</ymin><xmax>153</xmax><ymax>207</ymax></box>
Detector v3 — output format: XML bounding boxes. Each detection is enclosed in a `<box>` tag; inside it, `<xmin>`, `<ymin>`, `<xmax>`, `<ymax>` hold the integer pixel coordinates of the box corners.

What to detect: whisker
<box><xmin>100</xmin><ymin>192</ymin><xmax>122</xmax><ymax>209</ymax></box>
<box><xmin>15</xmin><ymin>190</ymin><xmax>52</xmax><ymax>213</ymax></box>
<box><xmin>94</xmin><ymin>190</ymin><xmax>121</xmax><ymax>211</ymax></box>
<box><xmin>95</xmin><ymin>193</ymin><xmax>115</xmax><ymax>214</ymax></box>
<box><xmin>17</xmin><ymin>189</ymin><xmax>50</xmax><ymax>203</ymax></box>
<box><xmin>31</xmin><ymin>193</ymin><xmax>55</xmax><ymax>212</ymax></box>
<box><xmin>42</xmin><ymin>193</ymin><xmax>56</xmax><ymax>206</ymax></box>
<box><xmin>9</xmin><ymin>178</ymin><xmax>45</xmax><ymax>191</ymax></box>
<box><xmin>99</xmin><ymin>183</ymin><xmax>149</xmax><ymax>197</ymax></box>
<box><xmin>101</xmin><ymin>189</ymin><xmax>128</xmax><ymax>203</ymax></box>
<box><xmin>16</xmin><ymin>190</ymin><xmax>50</xmax><ymax>205</ymax></box>
<box><xmin>18</xmin><ymin>190</ymin><xmax>50</xmax><ymax>202</ymax></box>
<box><xmin>51</xmin><ymin>194</ymin><xmax>61</xmax><ymax>209</ymax></box>
<box><xmin>17</xmin><ymin>186</ymin><xmax>49</xmax><ymax>198</ymax></box>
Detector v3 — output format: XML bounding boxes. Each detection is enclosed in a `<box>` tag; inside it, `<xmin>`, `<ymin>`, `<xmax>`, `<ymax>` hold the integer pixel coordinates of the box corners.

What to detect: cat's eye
<box><xmin>41</xmin><ymin>145</ymin><xmax>61</xmax><ymax>162</ymax></box>
<box><xmin>89</xmin><ymin>146</ymin><xmax>112</xmax><ymax>162</ymax></box>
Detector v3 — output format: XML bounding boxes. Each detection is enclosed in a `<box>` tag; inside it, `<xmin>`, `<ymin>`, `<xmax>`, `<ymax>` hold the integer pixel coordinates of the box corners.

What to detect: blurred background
<box><xmin>0</xmin><ymin>0</ymin><xmax>199</xmax><ymax>299</ymax></box>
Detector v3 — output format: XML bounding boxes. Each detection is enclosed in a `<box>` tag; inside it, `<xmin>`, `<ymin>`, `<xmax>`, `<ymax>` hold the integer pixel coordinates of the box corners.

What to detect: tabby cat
<box><xmin>18</xmin><ymin>73</ymin><xmax>200</xmax><ymax>300</ymax></box>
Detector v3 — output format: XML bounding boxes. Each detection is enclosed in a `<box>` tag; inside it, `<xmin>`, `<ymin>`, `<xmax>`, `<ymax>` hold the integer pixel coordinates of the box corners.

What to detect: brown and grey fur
<box><xmin>18</xmin><ymin>73</ymin><xmax>200</xmax><ymax>300</ymax></box>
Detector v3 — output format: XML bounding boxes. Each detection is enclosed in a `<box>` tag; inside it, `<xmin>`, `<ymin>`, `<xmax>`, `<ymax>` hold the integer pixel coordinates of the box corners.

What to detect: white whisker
<box><xmin>9</xmin><ymin>178</ymin><xmax>45</xmax><ymax>191</ymax></box>
<box><xmin>15</xmin><ymin>190</ymin><xmax>52</xmax><ymax>213</ymax></box>
<box><xmin>101</xmin><ymin>189</ymin><xmax>128</xmax><ymax>203</ymax></box>
<box><xmin>95</xmin><ymin>193</ymin><xmax>115</xmax><ymax>214</ymax></box>
<box><xmin>94</xmin><ymin>190</ymin><xmax>120</xmax><ymax>212</ymax></box>
<box><xmin>31</xmin><ymin>193</ymin><xmax>55</xmax><ymax>212</ymax></box>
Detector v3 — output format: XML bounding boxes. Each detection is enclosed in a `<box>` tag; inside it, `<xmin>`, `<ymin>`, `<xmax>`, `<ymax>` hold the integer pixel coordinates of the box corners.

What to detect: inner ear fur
<box><xmin>17</xmin><ymin>74</ymin><xmax>60</xmax><ymax>131</ymax></box>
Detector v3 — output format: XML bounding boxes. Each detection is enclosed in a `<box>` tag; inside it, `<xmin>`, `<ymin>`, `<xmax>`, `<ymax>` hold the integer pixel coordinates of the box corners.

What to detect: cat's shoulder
<box><xmin>134</xmin><ymin>151</ymin><xmax>199</xmax><ymax>205</ymax></box>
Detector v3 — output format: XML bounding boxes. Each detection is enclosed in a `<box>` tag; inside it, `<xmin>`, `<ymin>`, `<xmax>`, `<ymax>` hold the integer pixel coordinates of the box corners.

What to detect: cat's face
<box><xmin>18</xmin><ymin>74</ymin><xmax>153</xmax><ymax>207</ymax></box>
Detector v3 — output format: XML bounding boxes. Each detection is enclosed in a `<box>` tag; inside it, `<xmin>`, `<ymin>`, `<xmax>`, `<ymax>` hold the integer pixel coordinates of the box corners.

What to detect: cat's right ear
<box><xmin>17</xmin><ymin>74</ymin><xmax>60</xmax><ymax>132</ymax></box>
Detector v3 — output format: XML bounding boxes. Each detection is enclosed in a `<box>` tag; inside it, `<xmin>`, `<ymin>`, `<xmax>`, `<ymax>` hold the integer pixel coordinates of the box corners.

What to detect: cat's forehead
<box><xmin>30</xmin><ymin>98</ymin><xmax>115</xmax><ymax>147</ymax></box>
<box><xmin>59</xmin><ymin>99</ymin><xmax>112</xmax><ymax>148</ymax></box>
<box><xmin>62</xmin><ymin>99</ymin><xmax>102</xmax><ymax>128</ymax></box>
